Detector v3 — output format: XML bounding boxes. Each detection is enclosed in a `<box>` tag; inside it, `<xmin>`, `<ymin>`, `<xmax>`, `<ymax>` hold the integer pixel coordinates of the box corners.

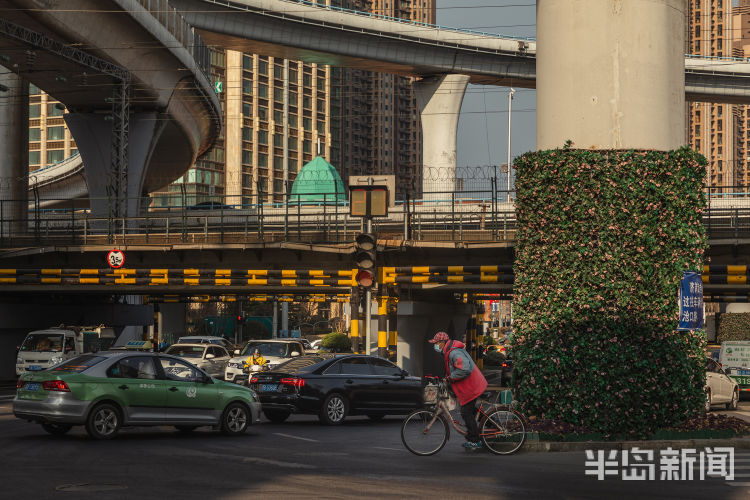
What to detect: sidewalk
<box><xmin>523</xmin><ymin>435</ymin><xmax>750</xmax><ymax>452</ymax></box>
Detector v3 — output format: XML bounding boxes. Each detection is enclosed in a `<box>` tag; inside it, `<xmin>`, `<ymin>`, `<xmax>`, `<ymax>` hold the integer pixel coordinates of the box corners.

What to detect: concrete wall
<box><xmin>537</xmin><ymin>0</ymin><xmax>686</xmax><ymax>151</ymax></box>
<box><xmin>396</xmin><ymin>300</ymin><xmax>473</xmax><ymax>377</ymax></box>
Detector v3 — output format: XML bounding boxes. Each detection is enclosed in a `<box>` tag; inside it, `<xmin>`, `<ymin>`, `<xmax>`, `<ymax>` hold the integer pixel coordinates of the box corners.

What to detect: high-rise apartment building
<box><xmin>687</xmin><ymin>0</ymin><xmax>750</xmax><ymax>189</ymax></box>
<box><xmin>27</xmin><ymin>1</ymin><xmax>434</xmax><ymax>202</ymax></box>
<box><xmin>27</xmin><ymin>84</ymin><xmax>77</xmax><ymax>173</ymax></box>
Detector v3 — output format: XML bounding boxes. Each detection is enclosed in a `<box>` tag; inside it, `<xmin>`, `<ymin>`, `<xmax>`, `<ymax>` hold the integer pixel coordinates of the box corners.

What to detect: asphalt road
<box><xmin>0</xmin><ymin>388</ymin><xmax>748</xmax><ymax>500</ymax></box>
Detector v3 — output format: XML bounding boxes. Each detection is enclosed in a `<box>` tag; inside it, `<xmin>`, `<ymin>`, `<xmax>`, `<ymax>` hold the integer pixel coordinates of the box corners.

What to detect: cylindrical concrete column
<box><xmin>0</xmin><ymin>66</ymin><xmax>28</xmax><ymax>234</ymax></box>
<box><xmin>413</xmin><ymin>74</ymin><xmax>470</xmax><ymax>198</ymax></box>
<box><xmin>537</xmin><ymin>0</ymin><xmax>686</xmax><ymax>151</ymax></box>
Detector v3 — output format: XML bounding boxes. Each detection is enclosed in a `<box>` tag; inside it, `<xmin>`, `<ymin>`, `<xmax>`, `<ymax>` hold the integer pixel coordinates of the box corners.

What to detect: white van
<box><xmin>719</xmin><ymin>340</ymin><xmax>750</xmax><ymax>394</ymax></box>
<box><xmin>15</xmin><ymin>326</ymin><xmax>115</xmax><ymax>376</ymax></box>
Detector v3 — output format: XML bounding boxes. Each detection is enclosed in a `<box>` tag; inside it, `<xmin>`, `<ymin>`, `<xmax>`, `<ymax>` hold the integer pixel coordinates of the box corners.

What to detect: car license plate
<box><xmin>261</xmin><ymin>384</ymin><xmax>278</xmax><ymax>392</ymax></box>
<box><xmin>24</xmin><ymin>382</ymin><xmax>40</xmax><ymax>391</ymax></box>
<box><xmin>28</xmin><ymin>365</ymin><xmax>42</xmax><ymax>371</ymax></box>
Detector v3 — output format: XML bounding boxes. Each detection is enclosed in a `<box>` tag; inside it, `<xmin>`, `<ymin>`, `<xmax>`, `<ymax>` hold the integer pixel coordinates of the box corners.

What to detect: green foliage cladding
<box><xmin>511</xmin><ymin>147</ymin><xmax>708</xmax><ymax>438</ymax></box>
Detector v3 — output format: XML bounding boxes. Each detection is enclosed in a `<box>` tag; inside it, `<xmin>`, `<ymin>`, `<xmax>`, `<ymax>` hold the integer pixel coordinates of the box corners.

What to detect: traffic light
<box><xmin>355</xmin><ymin>232</ymin><xmax>377</xmax><ymax>287</ymax></box>
<box><xmin>236</xmin><ymin>315</ymin><xmax>244</xmax><ymax>324</ymax></box>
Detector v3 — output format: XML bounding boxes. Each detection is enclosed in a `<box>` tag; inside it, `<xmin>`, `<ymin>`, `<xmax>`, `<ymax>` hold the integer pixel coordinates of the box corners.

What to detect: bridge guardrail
<box><xmin>2</xmin><ymin>187</ymin><xmax>750</xmax><ymax>247</ymax></box>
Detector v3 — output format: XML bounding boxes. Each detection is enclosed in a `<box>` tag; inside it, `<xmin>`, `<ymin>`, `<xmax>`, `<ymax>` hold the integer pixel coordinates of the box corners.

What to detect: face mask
<box><xmin>434</xmin><ymin>344</ymin><xmax>442</xmax><ymax>353</ymax></box>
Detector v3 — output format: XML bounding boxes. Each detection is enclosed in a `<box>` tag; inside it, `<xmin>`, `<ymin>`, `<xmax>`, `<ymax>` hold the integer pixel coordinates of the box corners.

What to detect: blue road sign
<box><xmin>678</xmin><ymin>271</ymin><xmax>703</xmax><ymax>331</ymax></box>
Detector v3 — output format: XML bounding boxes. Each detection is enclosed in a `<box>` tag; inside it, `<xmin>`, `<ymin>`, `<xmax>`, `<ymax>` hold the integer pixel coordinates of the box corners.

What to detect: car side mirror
<box><xmin>291</xmin><ymin>351</ymin><xmax>300</xmax><ymax>357</ymax></box>
<box><xmin>205</xmin><ymin>353</ymin><xmax>215</xmax><ymax>359</ymax></box>
<box><xmin>234</xmin><ymin>349</ymin><xmax>240</xmax><ymax>355</ymax></box>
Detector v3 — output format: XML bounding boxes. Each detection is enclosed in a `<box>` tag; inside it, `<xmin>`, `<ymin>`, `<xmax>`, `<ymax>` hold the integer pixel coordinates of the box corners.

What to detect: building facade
<box><xmin>687</xmin><ymin>0</ymin><xmax>750</xmax><ymax>190</ymax></box>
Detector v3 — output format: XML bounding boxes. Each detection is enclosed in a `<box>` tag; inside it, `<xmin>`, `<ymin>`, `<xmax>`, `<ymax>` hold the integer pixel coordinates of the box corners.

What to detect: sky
<box><xmin>436</xmin><ymin>1</ymin><xmax>536</xmax><ymax>172</ymax></box>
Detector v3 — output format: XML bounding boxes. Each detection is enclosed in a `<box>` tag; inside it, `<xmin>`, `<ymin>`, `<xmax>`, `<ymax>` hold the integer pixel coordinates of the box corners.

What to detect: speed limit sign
<box><xmin>106</xmin><ymin>249</ymin><xmax>125</xmax><ymax>269</ymax></box>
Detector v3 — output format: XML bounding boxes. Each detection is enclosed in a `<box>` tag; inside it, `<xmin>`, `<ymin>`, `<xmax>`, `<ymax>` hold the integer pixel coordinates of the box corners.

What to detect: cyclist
<box><xmin>429</xmin><ymin>331</ymin><xmax>488</xmax><ymax>449</ymax></box>
<box><xmin>244</xmin><ymin>348</ymin><xmax>267</xmax><ymax>370</ymax></box>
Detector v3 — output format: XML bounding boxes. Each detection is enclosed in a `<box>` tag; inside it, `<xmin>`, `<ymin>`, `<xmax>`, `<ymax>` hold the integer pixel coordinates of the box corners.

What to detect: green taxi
<box><xmin>14</xmin><ymin>351</ymin><xmax>261</xmax><ymax>439</ymax></box>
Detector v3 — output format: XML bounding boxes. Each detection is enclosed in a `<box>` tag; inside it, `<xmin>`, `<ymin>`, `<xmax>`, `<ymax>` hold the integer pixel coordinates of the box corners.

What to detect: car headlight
<box><xmin>229</xmin><ymin>362</ymin><xmax>241</xmax><ymax>369</ymax></box>
<box><xmin>49</xmin><ymin>356</ymin><xmax>63</xmax><ymax>365</ymax></box>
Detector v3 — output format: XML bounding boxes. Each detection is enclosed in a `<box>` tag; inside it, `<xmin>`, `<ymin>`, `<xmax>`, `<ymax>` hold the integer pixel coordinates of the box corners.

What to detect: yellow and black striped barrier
<box><xmin>144</xmin><ymin>293</ymin><xmax>351</xmax><ymax>304</ymax></box>
<box><xmin>0</xmin><ymin>268</ymin><xmax>357</xmax><ymax>287</ymax></box>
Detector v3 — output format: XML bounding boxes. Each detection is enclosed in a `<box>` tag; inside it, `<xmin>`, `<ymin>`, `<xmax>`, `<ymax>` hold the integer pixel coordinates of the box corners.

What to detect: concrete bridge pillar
<box><xmin>536</xmin><ymin>0</ymin><xmax>685</xmax><ymax>150</ymax></box>
<box><xmin>0</xmin><ymin>66</ymin><xmax>28</xmax><ymax>234</ymax></box>
<box><xmin>64</xmin><ymin>112</ymin><xmax>166</xmax><ymax>217</ymax></box>
<box><xmin>396</xmin><ymin>300</ymin><xmax>473</xmax><ymax>377</ymax></box>
<box><xmin>413</xmin><ymin>74</ymin><xmax>470</xmax><ymax>198</ymax></box>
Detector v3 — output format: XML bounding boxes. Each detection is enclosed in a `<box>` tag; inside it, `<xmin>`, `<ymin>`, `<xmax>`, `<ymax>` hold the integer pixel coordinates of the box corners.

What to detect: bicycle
<box><xmin>401</xmin><ymin>377</ymin><xmax>526</xmax><ymax>456</ymax></box>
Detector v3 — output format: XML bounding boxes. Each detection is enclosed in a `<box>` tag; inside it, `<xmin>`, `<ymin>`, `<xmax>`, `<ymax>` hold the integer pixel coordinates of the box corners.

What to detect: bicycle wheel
<box><xmin>480</xmin><ymin>408</ymin><xmax>525</xmax><ymax>455</ymax></box>
<box><xmin>401</xmin><ymin>409</ymin><xmax>450</xmax><ymax>456</ymax></box>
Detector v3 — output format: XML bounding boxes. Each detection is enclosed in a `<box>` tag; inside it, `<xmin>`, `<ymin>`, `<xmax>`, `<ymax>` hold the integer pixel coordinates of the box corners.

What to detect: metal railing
<box><xmin>1</xmin><ymin>186</ymin><xmax>750</xmax><ymax>247</ymax></box>
<box><xmin>136</xmin><ymin>0</ymin><xmax>211</xmax><ymax>80</ymax></box>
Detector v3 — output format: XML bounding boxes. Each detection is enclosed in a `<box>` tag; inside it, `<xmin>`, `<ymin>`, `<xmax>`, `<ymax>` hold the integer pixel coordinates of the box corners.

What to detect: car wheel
<box><xmin>175</xmin><ymin>425</ymin><xmax>198</xmax><ymax>433</ymax></box>
<box><xmin>41</xmin><ymin>422</ymin><xmax>72</xmax><ymax>435</ymax></box>
<box><xmin>367</xmin><ymin>414</ymin><xmax>385</xmax><ymax>421</ymax></box>
<box><xmin>221</xmin><ymin>402</ymin><xmax>250</xmax><ymax>435</ymax></box>
<box><xmin>727</xmin><ymin>389</ymin><xmax>739</xmax><ymax>411</ymax></box>
<box><xmin>263</xmin><ymin>409</ymin><xmax>291</xmax><ymax>423</ymax></box>
<box><xmin>85</xmin><ymin>403</ymin><xmax>121</xmax><ymax>440</ymax></box>
<box><xmin>319</xmin><ymin>393</ymin><xmax>348</xmax><ymax>425</ymax></box>
<box><xmin>704</xmin><ymin>388</ymin><xmax>712</xmax><ymax>413</ymax></box>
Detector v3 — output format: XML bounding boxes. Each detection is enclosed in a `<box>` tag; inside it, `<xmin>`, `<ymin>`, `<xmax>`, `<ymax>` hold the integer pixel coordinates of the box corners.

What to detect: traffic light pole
<box><xmin>364</xmin><ymin>217</ymin><xmax>373</xmax><ymax>355</ymax></box>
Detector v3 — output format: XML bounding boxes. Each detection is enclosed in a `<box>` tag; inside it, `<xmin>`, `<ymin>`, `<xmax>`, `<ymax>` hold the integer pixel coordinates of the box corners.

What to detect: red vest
<box><xmin>443</xmin><ymin>340</ymin><xmax>488</xmax><ymax>406</ymax></box>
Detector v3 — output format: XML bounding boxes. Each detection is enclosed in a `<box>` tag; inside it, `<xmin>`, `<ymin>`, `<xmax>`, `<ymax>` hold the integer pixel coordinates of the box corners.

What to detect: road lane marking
<box><xmin>273</xmin><ymin>432</ymin><xmax>319</xmax><ymax>443</ymax></box>
<box><xmin>372</xmin><ymin>446</ymin><xmax>403</xmax><ymax>451</ymax></box>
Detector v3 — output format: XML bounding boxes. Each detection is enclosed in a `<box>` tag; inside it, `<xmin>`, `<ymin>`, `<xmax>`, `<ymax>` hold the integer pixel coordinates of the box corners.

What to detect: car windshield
<box><xmin>20</xmin><ymin>333</ymin><xmax>65</xmax><ymax>352</ymax></box>
<box><xmin>50</xmin><ymin>354</ymin><xmax>106</xmax><ymax>373</ymax></box>
<box><xmin>240</xmin><ymin>342</ymin><xmax>291</xmax><ymax>357</ymax></box>
<box><xmin>165</xmin><ymin>345</ymin><xmax>205</xmax><ymax>358</ymax></box>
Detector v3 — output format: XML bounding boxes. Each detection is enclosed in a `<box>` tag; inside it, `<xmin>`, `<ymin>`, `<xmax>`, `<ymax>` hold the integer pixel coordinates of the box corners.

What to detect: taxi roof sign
<box><xmin>125</xmin><ymin>340</ymin><xmax>153</xmax><ymax>350</ymax></box>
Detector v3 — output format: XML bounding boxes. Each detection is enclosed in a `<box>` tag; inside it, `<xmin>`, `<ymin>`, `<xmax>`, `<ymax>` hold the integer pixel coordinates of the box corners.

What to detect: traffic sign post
<box><xmin>106</xmin><ymin>249</ymin><xmax>125</xmax><ymax>269</ymax></box>
<box><xmin>349</xmin><ymin>180</ymin><xmax>388</xmax><ymax>355</ymax></box>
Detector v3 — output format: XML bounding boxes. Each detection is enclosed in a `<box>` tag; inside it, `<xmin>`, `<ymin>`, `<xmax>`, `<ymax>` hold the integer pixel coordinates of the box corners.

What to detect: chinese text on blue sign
<box><xmin>678</xmin><ymin>271</ymin><xmax>703</xmax><ymax>331</ymax></box>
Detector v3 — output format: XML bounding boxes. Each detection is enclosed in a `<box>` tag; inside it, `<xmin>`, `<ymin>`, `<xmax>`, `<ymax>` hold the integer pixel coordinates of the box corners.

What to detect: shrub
<box><xmin>716</xmin><ymin>313</ymin><xmax>750</xmax><ymax>343</ymax></box>
<box><xmin>320</xmin><ymin>332</ymin><xmax>352</xmax><ymax>353</ymax></box>
<box><xmin>512</xmin><ymin>147</ymin><xmax>707</xmax><ymax>438</ymax></box>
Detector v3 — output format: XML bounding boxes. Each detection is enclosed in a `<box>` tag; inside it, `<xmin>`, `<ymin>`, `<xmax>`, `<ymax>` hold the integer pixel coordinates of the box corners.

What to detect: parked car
<box><xmin>249</xmin><ymin>354</ymin><xmax>423</xmax><ymax>425</ymax></box>
<box><xmin>225</xmin><ymin>339</ymin><xmax>307</xmax><ymax>383</ymax></box>
<box><xmin>13</xmin><ymin>352</ymin><xmax>261</xmax><ymax>439</ymax></box>
<box><xmin>706</xmin><ymin>357</ymin><xmax>739</xmax><ymax>411</ymax></box>
<box><xmin>499</xmin><ymin>357</ymin><xmax>514</xmax><ymax>386</ymax></box>
<box><xmin>164</xmin><ymin>343</ymin><xmax>231</xmax><ymax>379</ymax></box>
<box><xmin>176</xmin><ymin>336</ymin><xmax>235</xmax><ymax>352</ymax></box>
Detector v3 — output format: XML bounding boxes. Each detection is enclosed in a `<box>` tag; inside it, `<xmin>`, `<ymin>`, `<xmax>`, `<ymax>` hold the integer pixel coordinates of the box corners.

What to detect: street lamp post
<box><xmin>507</xmin><ymin>88</ymin><xmax>515</xmax><ymax>202</ymax></box>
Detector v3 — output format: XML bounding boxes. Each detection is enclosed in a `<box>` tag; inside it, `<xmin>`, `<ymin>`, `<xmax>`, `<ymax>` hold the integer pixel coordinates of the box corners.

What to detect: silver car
<box><xmin>165</xmin><ymin>344</ymin><xmax>231</xmax><ymax>379</ymax></box>
<box><xmin>705</xmin><ymin>357</ymin><xmax>739</xmax><ymax>411</ymax></box>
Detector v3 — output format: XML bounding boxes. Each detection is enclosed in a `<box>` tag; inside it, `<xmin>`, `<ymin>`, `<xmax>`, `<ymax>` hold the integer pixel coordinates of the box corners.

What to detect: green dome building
<box><xmin>290</xmin><ymin>156</ymin><xmax>346</xmax><ymax>203</ymax></box>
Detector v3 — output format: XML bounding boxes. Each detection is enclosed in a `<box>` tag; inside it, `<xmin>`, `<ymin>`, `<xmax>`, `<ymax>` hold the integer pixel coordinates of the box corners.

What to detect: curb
<box><xmin>522</xmin><ymin>436</ymin><xmax>750</xmax><ymax>453</ymax></box>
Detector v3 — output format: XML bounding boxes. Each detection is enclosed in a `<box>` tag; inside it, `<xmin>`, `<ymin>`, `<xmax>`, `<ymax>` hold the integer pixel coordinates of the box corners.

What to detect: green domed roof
<box><xmin>290</xmin><ymin>156</ymin><xmax>346</xmax><ymax>202</ymax></box>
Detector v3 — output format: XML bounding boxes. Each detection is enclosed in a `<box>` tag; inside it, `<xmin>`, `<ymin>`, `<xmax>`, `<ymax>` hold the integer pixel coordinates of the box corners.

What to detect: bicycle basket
<box><xmin>423</xmin><ymin>383</ymin><xmax>439</xmax><ymax>404</ymax></box>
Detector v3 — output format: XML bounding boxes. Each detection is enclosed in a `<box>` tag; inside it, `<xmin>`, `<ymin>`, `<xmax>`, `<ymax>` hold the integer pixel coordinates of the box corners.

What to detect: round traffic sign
<box><xmin>106</xmin><ymin>249</ymin><xmax>125</xmax><ymax>269</ymax></box>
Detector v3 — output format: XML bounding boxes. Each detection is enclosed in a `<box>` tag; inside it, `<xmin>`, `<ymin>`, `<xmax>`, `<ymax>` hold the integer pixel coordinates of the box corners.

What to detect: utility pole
<box><xmin>507</xmin><ymin>88</ymin><xmax>515</xmax><ymax>202</ymax></box>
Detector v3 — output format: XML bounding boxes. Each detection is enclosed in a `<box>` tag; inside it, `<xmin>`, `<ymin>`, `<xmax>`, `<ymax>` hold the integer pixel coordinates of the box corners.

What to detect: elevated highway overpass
<box><xmin>22</xmin><ymin>0</ymin><xmax>750</xmax><ymax>203</ymax></box>
<box><xmin>1</xmin><ymin>0</ymin><xmax>221</xmax><ymax>214</ymax></box>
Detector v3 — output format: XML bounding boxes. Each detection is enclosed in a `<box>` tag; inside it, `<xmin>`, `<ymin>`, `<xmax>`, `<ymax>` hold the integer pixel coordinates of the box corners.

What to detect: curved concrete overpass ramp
<box><xmin>174</xmin><ymin>0</ymin><xmax>750</xmax><ymax>103</ymax></box>
<box><xmin>1</xmin><ymin>0</ymin><xmax>222</xmax><ymax>212</ymax></box>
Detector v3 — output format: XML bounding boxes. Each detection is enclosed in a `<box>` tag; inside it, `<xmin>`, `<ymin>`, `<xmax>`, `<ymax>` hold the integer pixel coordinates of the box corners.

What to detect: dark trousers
<box><xmin>460</xmin><ymin>398</ymin><xmax>480</xmax><ymax>442</ymax></box>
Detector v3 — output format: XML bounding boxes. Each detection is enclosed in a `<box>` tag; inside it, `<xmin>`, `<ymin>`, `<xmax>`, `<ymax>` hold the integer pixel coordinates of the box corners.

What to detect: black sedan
<box><xmin>249</xmin><ymin>354</ymin><xmax>423</xmax><ymax>425</ymax></box>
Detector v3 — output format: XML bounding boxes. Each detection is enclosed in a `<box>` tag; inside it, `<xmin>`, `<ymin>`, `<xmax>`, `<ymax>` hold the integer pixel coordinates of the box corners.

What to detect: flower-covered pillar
<box><xmin>513</xmin><ymin>0</ymin><xmax>707</xmax><ymax>437</ymax></box>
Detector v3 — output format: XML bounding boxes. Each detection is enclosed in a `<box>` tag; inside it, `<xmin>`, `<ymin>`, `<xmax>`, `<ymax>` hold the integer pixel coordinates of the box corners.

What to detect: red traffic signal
<box><xmin>356</xmin><ymin>269</ymin><xmax>375</xmax><ymax>287</ymax></box>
